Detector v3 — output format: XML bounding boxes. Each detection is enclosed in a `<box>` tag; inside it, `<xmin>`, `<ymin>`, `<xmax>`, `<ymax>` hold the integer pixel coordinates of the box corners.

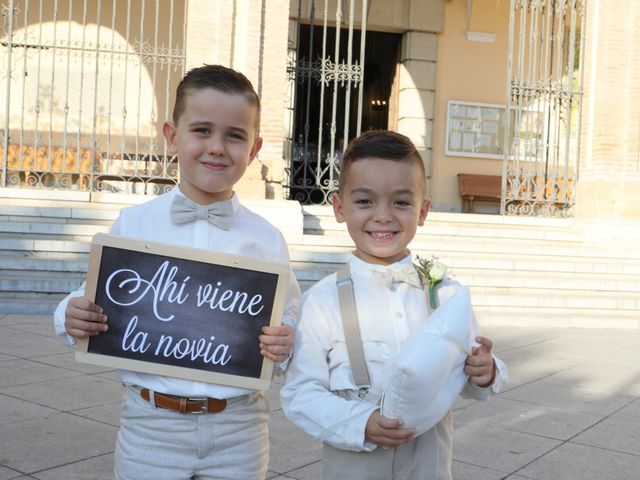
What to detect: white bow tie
<box><xmin>372</xmin><ymin>265</ymin><xmax>422</xmax><ymax>289</ymax></box>
<box><xmin>170</xmin><ymin>195</ymin><xmax>233</xmax><ymax>230</ymax></box>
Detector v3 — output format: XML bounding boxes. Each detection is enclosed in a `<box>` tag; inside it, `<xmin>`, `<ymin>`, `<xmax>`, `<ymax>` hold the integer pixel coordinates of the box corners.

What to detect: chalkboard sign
<box><xmin>75</xmin><ymin>233</ymin><xmax>290</xmax><ymax>390</ymax></box>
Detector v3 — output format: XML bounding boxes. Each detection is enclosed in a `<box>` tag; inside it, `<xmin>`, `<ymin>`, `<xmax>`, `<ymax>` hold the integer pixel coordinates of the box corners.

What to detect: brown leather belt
<box><xmin>140</xmin><ymin>388</ymin><xmax>227</xmax><ymax>414</ymax></box>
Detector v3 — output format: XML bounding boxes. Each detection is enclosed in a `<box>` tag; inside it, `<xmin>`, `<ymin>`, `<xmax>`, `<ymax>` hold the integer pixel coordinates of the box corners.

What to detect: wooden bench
<box><xmin>457</xmin><ymin>173</ymin><xmax>502</xmax><ymax>213</ymax></box>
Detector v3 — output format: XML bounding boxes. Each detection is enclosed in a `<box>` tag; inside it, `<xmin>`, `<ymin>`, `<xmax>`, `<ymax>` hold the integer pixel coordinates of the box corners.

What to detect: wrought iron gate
<box><xmin>501</xmin><ymin>0</ymin><xmax>586</xmax><ymax>217</ymax></box>
<box><xmin>1</xmin><ymin>0</ymin><xmax>185</xmax><ymax>196</ymax></box>
<box><xmin>285</xmin><ymin>0</ymin><xmax>369</xmax><ymax>205</ymax></box>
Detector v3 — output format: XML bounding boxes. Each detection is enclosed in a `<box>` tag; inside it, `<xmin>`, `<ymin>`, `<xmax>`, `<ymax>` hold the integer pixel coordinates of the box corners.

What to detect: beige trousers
<box><xmin>114</xmin><ymin>386</ymin><xmax>269</xmax><ymax>480</ymax></box>
<box><xmin>322</xmin><ymin>411</ymin><xmax>454</xmax><ymax>480</ymax></box>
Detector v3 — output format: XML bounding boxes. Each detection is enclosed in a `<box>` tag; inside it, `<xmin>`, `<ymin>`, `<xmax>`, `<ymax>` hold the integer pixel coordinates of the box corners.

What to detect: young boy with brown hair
<box><xmin>54</xmin><ymin>64</ymin><xmax>300</xmax><ymax>479</ymax></box>
<box><xmin>280</xmin><ymin>130</ymin><xmax>507</xmax><ymax>479</ymax></box>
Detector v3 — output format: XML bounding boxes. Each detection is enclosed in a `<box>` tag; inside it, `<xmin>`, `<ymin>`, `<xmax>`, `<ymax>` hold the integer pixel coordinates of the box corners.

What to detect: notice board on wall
<box><xmin>445</xmin><ymin>100</ymin><xmax>511</xmax><ymax>160</ymax></box>
<box><xmin>445</xmin><ymin>100</ymin><xmax>546</xmax><ymax>160</ymax></box>
<box><xmin>75</xmin><ymin>233</ymin><xmax>290</xmax><ymax>390</ymax></box>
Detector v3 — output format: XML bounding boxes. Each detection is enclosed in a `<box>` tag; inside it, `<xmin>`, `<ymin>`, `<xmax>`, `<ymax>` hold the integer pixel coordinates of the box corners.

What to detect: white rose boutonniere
<box><xmin>414</xmin><ymin>255</ymin><xmax>449</xmax><ymax>309</ymax></box>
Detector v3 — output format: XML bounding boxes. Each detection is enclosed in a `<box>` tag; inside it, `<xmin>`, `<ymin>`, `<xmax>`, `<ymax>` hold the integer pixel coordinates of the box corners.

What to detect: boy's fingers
<box><xmin>377</xmin><ymin>414</ymin><xmax>404</xmax><ymax>429</ymax></box>
<box><xmin>261</xmin><ymin>324</ymin><xmax>294</xmax><ymax>336</ymax></box>
<box><xmin>260</xmin><ymin>348</ymin><xmax>288</xmax><ymax>362</ymax></box>
<box><xmin>70</xmin><ymin>309</ymin><xmax>108</xmax><ymax>324</ymax></box>
<box><xmin>259</xmin><ymin>334</ymin><xmax>292</xmax><ymax>346</ymax></box>
<box><xmin>69</xmin><ymin>296</ymin><xmax>102</xmax><ymax>312</ymax></box>
<box><xmin>465</xmin><ymin>365</ymin><xmax>490</xmax><ymax>378</ymax></box>
<box><xmin>260</xmin><ymin>342</ymin><xmax>289</xmax><ymax>355</ymax></box>
<box><xmin>67</xmin><ymin>300</ymin><xmax>107</xmax><ymax>323</ymax></box>
<box><xmin>259</xmin><ymin>325</ymin><xmax>294</xmax><ymax>347</ymax></box>
<box><xmin>66</xmin><ymin>319</ymin><xmax>108</xmax><ymax>337</ymax></box>
<box><xmin>375</xmin><ymin>428</ymin><xmax>416</xmax><ymax>447</ymax></box>
<box><xmin>475</xmin><ymin>336</ymin><xmax>493</xmax><ymax>351</ymax></box>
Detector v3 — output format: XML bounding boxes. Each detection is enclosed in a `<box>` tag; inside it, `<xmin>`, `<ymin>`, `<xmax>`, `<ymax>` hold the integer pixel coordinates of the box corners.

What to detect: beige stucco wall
<box><xmin>430</xmin><ymin>0</ymin><xmax>510</xmax><ymax>212</ymax></box>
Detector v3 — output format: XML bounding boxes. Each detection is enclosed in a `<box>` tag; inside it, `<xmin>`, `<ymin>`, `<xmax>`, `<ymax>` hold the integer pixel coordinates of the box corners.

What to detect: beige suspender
<box><xmin>336</xmin><ymin>263</ymin><xmax>437</xmax><ymax>395</ymax></box>
<box><xmin>336</xmin><ymin>264</ymin><xmax>371</xmax><ymax>393</ymax></box>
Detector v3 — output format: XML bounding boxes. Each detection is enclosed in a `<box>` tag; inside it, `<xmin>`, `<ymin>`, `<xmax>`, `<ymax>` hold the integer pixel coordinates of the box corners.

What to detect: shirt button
<box><xmin>395</xmin><ymin>312</ymin><xmax>403</xmax><ymax>319</ymax></box>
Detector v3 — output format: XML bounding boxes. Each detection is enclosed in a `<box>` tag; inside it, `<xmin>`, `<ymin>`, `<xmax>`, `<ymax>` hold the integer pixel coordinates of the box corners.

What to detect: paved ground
<box><xmin>1</xmin><ymin>314</ymin><xmax>640</xmax><ymax>479</ymax></box>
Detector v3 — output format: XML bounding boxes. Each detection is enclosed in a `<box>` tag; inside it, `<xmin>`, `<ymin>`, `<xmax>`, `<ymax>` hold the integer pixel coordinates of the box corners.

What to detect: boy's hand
<box><xmin>465</xmin><ymin>336</ymin><xmax>496</xmax><ymax>388</ymax></box>
<box><xmin>259</xmin><ymin>324</ymin><xmax>294</xmax><ymax>362</ymax></box>
<box><xmin>365</xmin><ymin>410</ymin><xmax>416</xmax><ymax>449</ymax></box>
<box><xmin>64</xmin><ymin>296</ymin><xmax>108</xmax><ymax>338</ymax></box>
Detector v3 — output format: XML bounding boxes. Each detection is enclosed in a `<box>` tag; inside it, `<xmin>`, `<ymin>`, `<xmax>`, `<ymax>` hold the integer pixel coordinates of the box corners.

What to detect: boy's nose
<box><xmin>207</xmin><ymin>135</ymin><xmax>225</xmax><ymax>156</ymax></box>
<box><xmin>373</xmin><ymin>206</ymin><xmax>392</xmax><ymax>222</ymax></box>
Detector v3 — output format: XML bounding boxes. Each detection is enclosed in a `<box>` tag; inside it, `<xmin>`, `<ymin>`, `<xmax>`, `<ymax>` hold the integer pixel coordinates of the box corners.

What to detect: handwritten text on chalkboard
<box><xmin>78</xmin><ymin>234</ymin><xmax>289</xmax><ymax>389</ymax></box>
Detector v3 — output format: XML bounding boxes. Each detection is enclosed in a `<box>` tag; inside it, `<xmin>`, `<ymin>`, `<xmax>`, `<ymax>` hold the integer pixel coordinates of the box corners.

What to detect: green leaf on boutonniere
<box><xmin>414</xmin><ymin>255</ymin><xmax>449</xmax><ymax>309</ymax></box>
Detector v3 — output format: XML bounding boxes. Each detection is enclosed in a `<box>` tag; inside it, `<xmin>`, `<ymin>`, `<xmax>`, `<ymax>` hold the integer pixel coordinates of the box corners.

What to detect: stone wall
<box><xmin>576</xmin><ymin>0</ymin><xmax>640</xmax><ymax>220</ymax></box>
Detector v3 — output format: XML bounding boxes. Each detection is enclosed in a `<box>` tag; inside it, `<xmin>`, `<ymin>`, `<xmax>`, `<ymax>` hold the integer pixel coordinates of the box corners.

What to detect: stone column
<box><xmin>396</xmin><ymin>0</ymin><xmax>445</xmax><ymax>186</ymax></box>
<box><xmin>183</xmin><ymin>0</ymin><xmax>291</xmax><ymax>199</ymax></box>
<box><xmin>576</xmin><ymin>0</ymin><xmax>640</xmax><ymax>220</ymax></box>
<box><xmin>397</xmin><ymin>32</ymin><xmax>438</xmax><ymax>179</ymax></box>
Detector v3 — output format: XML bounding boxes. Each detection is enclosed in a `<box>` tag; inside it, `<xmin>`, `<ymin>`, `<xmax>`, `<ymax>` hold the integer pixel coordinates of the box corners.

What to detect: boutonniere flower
<box><xmin>414</xmin><ymin>255</ymin><xmax>449</xmax><ymax>309</ymax></box>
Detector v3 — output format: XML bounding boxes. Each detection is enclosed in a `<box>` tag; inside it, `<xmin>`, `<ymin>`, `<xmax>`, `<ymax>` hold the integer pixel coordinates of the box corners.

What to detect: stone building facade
<box><xmin>1</xmin><ymin>0</ymin><xmax>638</xmax><ymax>223</ymax></box>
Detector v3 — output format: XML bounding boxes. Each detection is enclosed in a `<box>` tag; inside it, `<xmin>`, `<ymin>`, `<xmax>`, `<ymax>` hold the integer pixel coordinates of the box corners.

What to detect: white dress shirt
<box><xmin>280</xmin><ymin>253</ymin><xmax>507</xmax><ymax>452</ymax></box>
<box><xmin>54</xmin><ymin>187</ymin><xmax>301</xmax><ymax>399</ymax></box>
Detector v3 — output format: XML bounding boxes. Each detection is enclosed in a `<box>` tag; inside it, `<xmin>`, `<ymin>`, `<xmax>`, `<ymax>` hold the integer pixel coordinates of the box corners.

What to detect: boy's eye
<box><xmin>354</xmin><ymin>198</ymin><xmax>372</xmax><ymax>205</ymax></box>
<box><xmin>228</xmin><ymin>131</ymin><xmax>246</xmax><ymax>140</ymax></box>
<box><xmin>193</xmin><ymin>128</ymin><xmax>210</xmax><ymax>135</ymax></box>
<box><xmin>394</xmin><ymin>200</ymin><xmax>412</xmax><ymax>207</ymax></box>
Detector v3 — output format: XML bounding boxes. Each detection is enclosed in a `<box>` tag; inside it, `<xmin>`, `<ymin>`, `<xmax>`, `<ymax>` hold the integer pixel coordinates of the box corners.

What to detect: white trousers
<box><xmin>322</xmin><ymin>411</ymin><xmax>454</xmax><ymax>480</ymax></box>
<box><xmin>114</xmin><ymin>386</ymin><xmax>269</xmax><ymax>480</ymax></box>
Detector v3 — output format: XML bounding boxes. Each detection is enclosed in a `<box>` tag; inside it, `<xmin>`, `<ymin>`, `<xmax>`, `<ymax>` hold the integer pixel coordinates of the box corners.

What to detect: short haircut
<box><xmin>172</xmin><ymin>64</ymin><xmax>261</xmax><ymax>132</ymax></box>
<box><xmin>338</xmin><ymin>130</ymin><xmax>427</xmax><ymax>196</ymax></box>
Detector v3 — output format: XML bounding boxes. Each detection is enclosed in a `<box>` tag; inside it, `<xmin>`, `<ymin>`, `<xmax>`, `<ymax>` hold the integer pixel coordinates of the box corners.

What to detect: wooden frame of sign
<box><xmin>76</xmin><ymin>232</ymin><xmax>291</xmax><ymax>391</ymax></box>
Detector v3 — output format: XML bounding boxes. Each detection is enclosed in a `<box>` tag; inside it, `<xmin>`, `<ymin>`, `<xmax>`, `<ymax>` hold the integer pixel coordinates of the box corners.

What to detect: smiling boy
<box><xmin>281</xmin><ymin>130</ymin><xmax>506</xmax><ymax>479</ymax></box>
<box><xmin>55</xmin><ymin>65</ymin><xmax>300</xmax><ymax>480</ymax></box>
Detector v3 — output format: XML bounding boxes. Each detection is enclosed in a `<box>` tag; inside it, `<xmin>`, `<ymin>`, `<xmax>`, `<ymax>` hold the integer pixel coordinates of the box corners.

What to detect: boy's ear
<box><xmin>332</xmin><ymin>192</ymin><xmax>346</xmax><ymax>223</ymax></box>
<box><xmin>418</xmin><ymin>199</ymin><xmax>430</xmax><ymax>226</ymax></box>
<box><xmin>248</xmin><ymin>136</ymin><xmax>263</xmax><ymax>164</ymax></box>
<box><xmin>162</xmin><ymin>121</ymin><xmax>178</xmax><ymax>155</ymax></box>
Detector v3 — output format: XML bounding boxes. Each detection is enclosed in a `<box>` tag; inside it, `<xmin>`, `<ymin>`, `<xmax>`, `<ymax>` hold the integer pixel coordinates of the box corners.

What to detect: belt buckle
<box><xmin>188</xmin><ymin>396</ymin><xmax>209</xmax><ymax>414</ymax></box>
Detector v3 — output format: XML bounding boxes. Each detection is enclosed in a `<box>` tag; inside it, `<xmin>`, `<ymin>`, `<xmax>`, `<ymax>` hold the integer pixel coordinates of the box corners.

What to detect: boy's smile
<box><xmin>163</xmin><ymin>88</ymin><xmax>262</xmax><ymax>205</ymax></box>
<box><xmin>332</xmin><ymin>157</ymin><xmax>430</xmax><ymax>265</ymax></box>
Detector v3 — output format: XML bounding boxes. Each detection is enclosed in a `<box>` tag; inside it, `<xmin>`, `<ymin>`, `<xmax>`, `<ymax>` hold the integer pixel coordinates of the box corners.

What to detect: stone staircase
<box><xmin>1</xmin><ymin>197</ymin><xmax>639</xmax><ymax>328</ymax></box>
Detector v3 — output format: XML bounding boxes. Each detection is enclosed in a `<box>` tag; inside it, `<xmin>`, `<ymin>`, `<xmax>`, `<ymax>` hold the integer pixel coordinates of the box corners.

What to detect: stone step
<box><xmin>474</xmin><ymin>305</ymin><xmax>640</xmax><ymax>329</ymax></box>
<box><xmin>300</xmin><ymin>233</ymin><xmax>640</xmax><ymax>260</ymax></box>
<box><xmin>0</xmin><ymin>270</ymin><xmax>85</xmax><ymax>294</ymax></box>
<box><xmin>0</xmin><ymin>220</ymin><xmax>109</xmax><ymax>237</ymax></box>
<box><xmin>0</xmin><ymin>292</ymin><xmax>67</xmax><ymax>315</ymax></box>
<box><xmin>2</xmin><ymin>271</ymin><xmax>637</xmax><ymax>312</ymax></box>
<box><xmin>0</xmin><ymin>237</ymin><xmax>91</xmax><ymax>254</ymax></box>
<box><xmin>292</xmin><ymin>264</ymin><xmax>640</xmax><ymax>293</ymax></box>
<box><xmin>5</xmin><ymin>241</ymin><xmax>637</xmax><ymax>285</ymax></box>
<box><xmin>469</xmin><ymin>285</ymin><xmax>640</xmax><ymax>310</ymax></box>
<box><xmin>0</xmin><ymin>252</ymin><xmax>89</xmax><ymax>273</ymax></box>
<box><xmin>0</xmin><ymin>199</ymin><xmax>581</xmax><ymax>242</ymax></box>
<box><xmin>303</xmin><ymin>205</ymin><xmax>580</xmax><ymax>233</ymax></box>
<box><xmin>0</xmin><ymin>206</ymin><xmax>119</xmax><ymax>223</ymax></box>
<box><xmin>0</xmin><ymin>196</ymin><xmax>304</xmax><ymax>244</ymax></box>
<box><xmin>1</xmin><ymin>198</ymin><xmax>639</xmax><ymax>327</ymax></box>
<box><xmin>289</xmin><ymin>245</ymin><xmax>640</xmax><ymax>275</ymax></box>
<box><xmin>306</xmin><ymin>217</ymin><xmax>584</xmax><ymax>244</ymax></box>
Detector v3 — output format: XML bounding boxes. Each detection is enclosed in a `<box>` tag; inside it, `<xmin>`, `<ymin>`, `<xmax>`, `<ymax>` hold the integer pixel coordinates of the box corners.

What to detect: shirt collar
<box><xmin>348</xmin><ymin>252</ymin><xmax>414</xmax><ymax>274</ymax></box>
